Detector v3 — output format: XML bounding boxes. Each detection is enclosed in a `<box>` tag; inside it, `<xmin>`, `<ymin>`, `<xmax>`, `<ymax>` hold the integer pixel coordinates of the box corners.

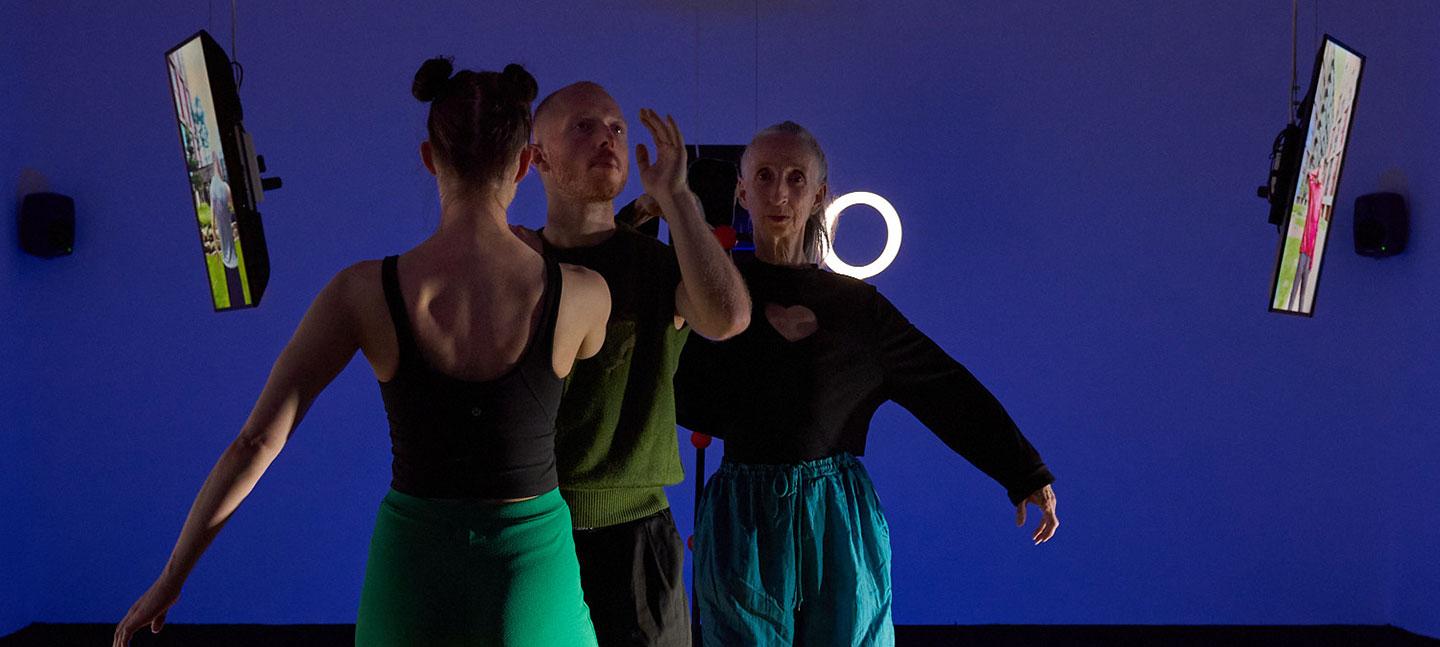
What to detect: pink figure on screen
<box><xmin>1287</xmin><ymin>169</ymin><xmax>1325</xmax><ymax>310</ymax></box>
<box><xmin>1300</xmin><ymin>170</ymin><xmax>1323</xmax><ymax>263</ymax></box>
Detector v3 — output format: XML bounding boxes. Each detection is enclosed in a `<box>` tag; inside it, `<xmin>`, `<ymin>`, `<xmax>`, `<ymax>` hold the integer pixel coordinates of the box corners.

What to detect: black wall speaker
<box><xmin>1354</xmin><ymin>191</ymin><xmax>1408</xmax><ymax>257</ymax></box>
<box><xmin>18</xmin><ymin>192</ymin><xmax>75</xmax><ymax>258</ymax></box>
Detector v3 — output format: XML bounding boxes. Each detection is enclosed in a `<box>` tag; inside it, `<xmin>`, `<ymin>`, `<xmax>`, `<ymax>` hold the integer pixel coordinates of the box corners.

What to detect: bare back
<box><xmin>343</xmin><ymin>235</ymin><xmax>608</xmax><ymax>384</ymax></box>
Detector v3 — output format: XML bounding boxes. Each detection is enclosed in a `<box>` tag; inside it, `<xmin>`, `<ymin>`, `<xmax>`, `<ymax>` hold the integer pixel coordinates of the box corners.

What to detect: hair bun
<box><xmin>499</xmin><ymin>63</ymin><xmax>538</xmax><ymax>104</ymax></box>
<box><xmin>412</xmin><ymin>56</ymin><xmax>456</xmax><ymax>102</ymax></box>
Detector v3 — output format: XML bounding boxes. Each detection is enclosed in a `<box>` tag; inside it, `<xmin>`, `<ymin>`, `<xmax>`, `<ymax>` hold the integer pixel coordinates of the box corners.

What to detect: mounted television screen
<box><xmin>165</xmin><ymin>30</ymin><xmax>268</xmax><ymax>311</ymax></box>
<box><xmin>1269</xmin><ymin>35</ymin><xmax>1364</xmax><ymax>316</ymax></box>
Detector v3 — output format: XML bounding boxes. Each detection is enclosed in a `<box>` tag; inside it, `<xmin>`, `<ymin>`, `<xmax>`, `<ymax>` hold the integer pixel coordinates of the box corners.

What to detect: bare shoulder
<box><xmin>558</xmin><ymin>262</ymin><xmax>609</xmax><ymax>301</ymax></box>
<box><xmin>558</xmin><ymin>263</ymin><xmax>611</xmax><ymax>339</ymax></box>
<box><xmin>336</xmin><ymin>259</ymin><xmax>381</xmax><ymax>287</ymax></box>
<box><xmin>318</xmin><ymin>260</ymin><xmax>381</xmax><ymax>305</ymax></box>
<box><xmin>303</xmin><ymin>260</ymin><xmax>386</xmax><ymax>333</ymax></box>
<box><xmin>552</xmin><ymin>263</ymin><xmax>610</xmax><ymax>368</ymax></box>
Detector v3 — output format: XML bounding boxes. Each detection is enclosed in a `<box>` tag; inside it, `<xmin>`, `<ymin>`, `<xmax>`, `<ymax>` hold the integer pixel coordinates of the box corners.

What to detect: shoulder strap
<box><xmin>535</xmin><ymin>256</ymin><xmax>565</xmax><ymax>357</ymax></box>
<box><xmin>517</xmin><ymin>255</ymin><xmax>566</xmax><ymax>374</ymax></box>
<box><xmin>380</xmin><ymin>255</ymin><xmax>419</xmax><ymax>365</ymax></box>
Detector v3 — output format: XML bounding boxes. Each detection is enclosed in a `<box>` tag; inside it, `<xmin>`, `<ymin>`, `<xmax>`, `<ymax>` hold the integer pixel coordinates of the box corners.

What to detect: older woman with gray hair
<box><xmin>675</xmin><ymin>121</ymin><xmax>1060</xmax><ymax>646</ymax></box>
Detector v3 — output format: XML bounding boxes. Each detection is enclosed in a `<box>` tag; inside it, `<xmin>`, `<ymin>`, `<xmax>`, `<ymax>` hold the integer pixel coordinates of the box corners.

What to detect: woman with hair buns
<box><xmin>113</xmin><ymin>58</ymin><xmax>609</xmax><ymax>647</ymax></box>
<box><xmin>674</xmin><ymin>121</ymin><xmax>1059</xmax><ymax>646</ymax></box>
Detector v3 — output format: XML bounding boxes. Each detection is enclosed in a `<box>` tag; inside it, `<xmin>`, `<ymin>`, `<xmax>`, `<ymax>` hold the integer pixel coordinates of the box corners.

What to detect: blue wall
<box><xmin>2</xmin><ymin>6</ymin><xmax>36</xmax><ymax>636</ymax></box>
<box><xmin>5</xmin><ymin>0</ymin><xmax>1436</xmax><ymax>637</ymax></box>
<box><xmin>1383</xmin><ymin>54</ymin><xmax>1440</xmax><ymax>636</ymax></box>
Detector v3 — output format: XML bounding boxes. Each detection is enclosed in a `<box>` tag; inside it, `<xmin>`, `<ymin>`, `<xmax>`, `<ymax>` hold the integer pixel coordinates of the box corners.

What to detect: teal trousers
<box><xmin>696</xmin><ymin>453</ymin><xmax>894</xmax><ymax>646</ymax></box>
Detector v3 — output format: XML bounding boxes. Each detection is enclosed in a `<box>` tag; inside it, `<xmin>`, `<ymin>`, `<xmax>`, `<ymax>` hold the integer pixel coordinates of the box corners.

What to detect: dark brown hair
<box><xmin>412</xmin><ymin>57</ymin><xmax>538</xmax><ymax>185</ymax></box>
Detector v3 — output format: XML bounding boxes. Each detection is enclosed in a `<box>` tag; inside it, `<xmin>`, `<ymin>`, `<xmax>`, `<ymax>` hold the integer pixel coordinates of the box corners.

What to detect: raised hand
<box><xmin>633</xmin><ymin>108</ymin><xmax>688</xmax><ymax>207</ymax></box>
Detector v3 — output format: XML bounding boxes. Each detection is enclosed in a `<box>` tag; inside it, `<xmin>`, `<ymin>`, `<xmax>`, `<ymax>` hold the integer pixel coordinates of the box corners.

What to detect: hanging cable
<box><xmin>1290</xmin><ymin>0</ymin><xmax>1299</xmax><ymax>124</ymax></box>
<box><xmin>693</xmin><ymin>2</ymin><xmax>701</xmax><ymax>151</ymax></box>
<box><xmin>230</xmin><ymin>0</ymin><xmax>244</xmax><ymax>88</ymax></box>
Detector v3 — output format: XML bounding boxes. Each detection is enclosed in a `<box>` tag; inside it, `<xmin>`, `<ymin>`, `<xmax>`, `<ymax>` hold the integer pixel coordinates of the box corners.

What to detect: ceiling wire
<box><xmin>1290</xmin><ymin>0</ymin><xmax>1299</xmax><ymax>124</ymax></box>
<box><xmin>230</xmin><ymin>0</ymin><xmax>244</xmax><ymax>88</ymax></box>
<box><xmin>693</xmin><ymin>2</ymin><xmax>701</xmax><ymax>156</ymax></box>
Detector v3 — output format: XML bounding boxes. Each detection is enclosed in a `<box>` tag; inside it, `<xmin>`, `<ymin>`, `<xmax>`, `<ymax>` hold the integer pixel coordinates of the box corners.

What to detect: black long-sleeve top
<box><xmin>674</xmin><ymin>259</ymin><xmax>1054</xmax><ymax>505</ymax></box>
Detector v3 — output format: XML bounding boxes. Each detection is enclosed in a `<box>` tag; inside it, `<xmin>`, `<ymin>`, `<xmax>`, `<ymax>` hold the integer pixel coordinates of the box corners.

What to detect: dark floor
<box><xmin>4</xmin><ymin>623</ymin><xmax>1436</xmax><ymax>646</ymax></box>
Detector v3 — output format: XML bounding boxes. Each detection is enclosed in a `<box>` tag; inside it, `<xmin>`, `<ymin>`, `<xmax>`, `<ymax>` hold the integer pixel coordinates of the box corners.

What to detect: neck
<box><xmin>542</xmin><ymin>191</ymin><xmax>617</xmax><ymax>248</ymax></box>
<box><xmin>436</xmin><ymin>190</ymin><xmax>514</xmax><ymax>248</ymax></box>
<box><xmin>754</xmin><ymin>232</ymin><xmax>810</xmax><ymax>267</ymax></box>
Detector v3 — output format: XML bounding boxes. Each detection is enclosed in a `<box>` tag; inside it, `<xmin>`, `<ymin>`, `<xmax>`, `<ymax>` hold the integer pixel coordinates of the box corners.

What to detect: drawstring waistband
<box><xmin>773</xmin><ymin>467</ymin><xmax>806</xmax><ymax>611</ymax></box>
<box><xmin>717</xmin><ymin>453</ymin><xmax>860</xmax><ymax>611</ymax></box>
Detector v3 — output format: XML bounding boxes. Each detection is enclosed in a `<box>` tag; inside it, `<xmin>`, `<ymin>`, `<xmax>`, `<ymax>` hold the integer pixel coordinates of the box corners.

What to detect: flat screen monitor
<box><xmin>165</xmin><ymin>30</ymin><xmax>269</xmax><ymax>311</ymax></box>
<box><xmin>1269</xmin><ymin>35</ymin><xmax>1364</xmax><ymax>316</ymax></box>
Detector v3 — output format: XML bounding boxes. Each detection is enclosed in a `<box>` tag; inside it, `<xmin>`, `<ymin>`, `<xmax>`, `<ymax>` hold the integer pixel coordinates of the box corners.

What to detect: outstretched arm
<box><xmin>634</xmin><ymin>108</ymin><xmax>750</xmax><ymax>340</ymax></box>
<box><xmin>114</xmin><ymin>268</ymin><xmax>363</xmax><ymax>646</ymax></box>
<box><xmin>872</xmin><ymin>290</ymin><xmax>1059</xmax><ymax>542</ymax></box>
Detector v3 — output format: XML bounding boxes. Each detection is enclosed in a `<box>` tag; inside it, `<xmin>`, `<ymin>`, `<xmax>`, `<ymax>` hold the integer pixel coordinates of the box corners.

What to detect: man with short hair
<box><xmin>528</xmin><ymin>81</ymin><xmax>750</xmax><ymax>646</ymax></box>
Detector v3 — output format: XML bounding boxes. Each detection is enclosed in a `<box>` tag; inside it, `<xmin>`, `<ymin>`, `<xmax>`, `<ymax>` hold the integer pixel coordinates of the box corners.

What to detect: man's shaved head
<box><xmin>531</xmin><ymin>81</ymin><xmax>629</xmax><ymax>202</ymax></box>
<box><xmin>534</xmin><ymin>81</ymin><xmax>613</xmax><ymax>143</ymax></box>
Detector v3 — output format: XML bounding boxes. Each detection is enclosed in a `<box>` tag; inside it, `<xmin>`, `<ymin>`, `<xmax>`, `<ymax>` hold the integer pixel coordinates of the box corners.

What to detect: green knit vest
<box><xmin>543</xmin><ymin>225</ymin><xmax>690</xmax><ymax>528</ymax></box>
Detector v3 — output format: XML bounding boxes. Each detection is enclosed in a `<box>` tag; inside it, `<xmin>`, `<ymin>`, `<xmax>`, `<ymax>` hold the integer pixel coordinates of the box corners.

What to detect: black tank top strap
<box><xmin>521</xmin><ymin>255</ymin><xmax>565</xmax><ymax>372</ymax></box>
<box><xmin>540</xmin><ymin>256</ymin><xmax>565</xmax><ymax>346</ymax></box>
<box><xmin>380</xmin><ymin>255</ymin><xmax>419</xmax><ymax>366</ymax></box>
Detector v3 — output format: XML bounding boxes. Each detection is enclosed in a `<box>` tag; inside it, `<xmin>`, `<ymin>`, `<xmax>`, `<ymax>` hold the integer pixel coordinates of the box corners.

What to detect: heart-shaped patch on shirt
<box><xmin>764</xmin><ymin>303</ymin><xmax>819</xmax><ymax>342</ymax></box>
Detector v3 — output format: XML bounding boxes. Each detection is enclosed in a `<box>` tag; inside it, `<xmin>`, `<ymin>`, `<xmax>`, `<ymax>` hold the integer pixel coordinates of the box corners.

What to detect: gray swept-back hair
<box><xmin>742</xmin><ymin>121</ymin><xmax>832</xmax><ymax>264</ymax></box>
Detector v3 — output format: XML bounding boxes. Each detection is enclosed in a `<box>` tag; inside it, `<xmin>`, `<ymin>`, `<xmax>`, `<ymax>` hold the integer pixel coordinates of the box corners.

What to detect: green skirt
<box><xmin>356</xmin><ymin>488</ymin><xmax>598</xmax><ymax>646</ymax></box>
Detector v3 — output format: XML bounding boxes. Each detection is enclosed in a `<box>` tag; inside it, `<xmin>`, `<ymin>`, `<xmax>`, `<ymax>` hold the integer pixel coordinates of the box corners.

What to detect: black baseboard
<box><xmin>897</xmin><ymin>624</ymin><xmax>1437</xmax><ymax>646</ymax></box>
<box><xmin>3</xmin><ymin>622</ymin><xmax>1435</xmax><ymax>646</ymax></box>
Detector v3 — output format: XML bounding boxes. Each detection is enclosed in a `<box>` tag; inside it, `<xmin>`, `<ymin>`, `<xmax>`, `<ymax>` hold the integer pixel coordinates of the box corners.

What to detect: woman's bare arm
<box><xmin>114</xmin><ymin>267</ymin><xmax>364</xmax><ymax>646</ymax></box>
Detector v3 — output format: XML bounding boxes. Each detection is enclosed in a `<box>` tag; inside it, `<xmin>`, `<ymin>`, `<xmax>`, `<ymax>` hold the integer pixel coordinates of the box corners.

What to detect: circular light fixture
<box><xmin>823</xmin><ymin>191</ymin><xmax>902</xmax><ymax>279</ymax></box>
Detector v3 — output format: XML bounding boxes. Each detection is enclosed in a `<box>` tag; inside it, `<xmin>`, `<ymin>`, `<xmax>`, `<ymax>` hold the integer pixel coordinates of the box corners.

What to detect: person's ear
<box><xmin>528</xmin><ymin>143</ymin><xmax>547</xmax><ymax>173</ymax></box>
<box><xmin>812</xmin><ymin>181</ymin><xmax>828</xmax><ymax>213</ymax></box>
<box><xmin>736</xmin><ymin>177</ymin><xmax>750</xmax><ymax>212</ymax></box>
<box><xmin>420</xmin><ymin>141</ymin><xmax>437</xmax><ymax>176</ymax></box>
<box><xmin>513</xmin><ymin>145</ymin><xmax>534</xmax><ymax>184</ymax></box>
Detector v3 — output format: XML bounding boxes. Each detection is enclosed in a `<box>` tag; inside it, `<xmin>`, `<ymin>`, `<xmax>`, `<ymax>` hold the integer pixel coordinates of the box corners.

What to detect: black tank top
<box><xmin>377</xmin><ymin>254</ymin><xmax>564</xmax><ymax>499</ymax></box>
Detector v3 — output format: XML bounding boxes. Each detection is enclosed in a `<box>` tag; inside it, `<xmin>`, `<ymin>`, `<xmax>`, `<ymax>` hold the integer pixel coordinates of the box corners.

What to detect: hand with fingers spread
<box><xmin>1015</xmin><ymin>484</ymin><xmax>1059</xmax><ymax>545</ymax></box>
<box><xmin>113</xmin><ymin>576</ymin><xmax>181</xmax><ymax>647</ymax></box>
<box><xmin>634</xmin><ymin>108</ymin><xmax>689</xmax><ymax>208</ymax></box>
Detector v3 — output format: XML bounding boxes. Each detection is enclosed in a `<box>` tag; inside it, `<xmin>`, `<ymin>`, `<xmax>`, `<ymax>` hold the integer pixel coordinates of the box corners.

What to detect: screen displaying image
<box><xmin>167</xmin><ymin>35</ymin><xmax>252</xmax><ymax>310</ymax></box>
<box><xmin>1269</xmin><ymin>36</ymin><xmax>1364</xmax><ymax>316</ymax></box>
